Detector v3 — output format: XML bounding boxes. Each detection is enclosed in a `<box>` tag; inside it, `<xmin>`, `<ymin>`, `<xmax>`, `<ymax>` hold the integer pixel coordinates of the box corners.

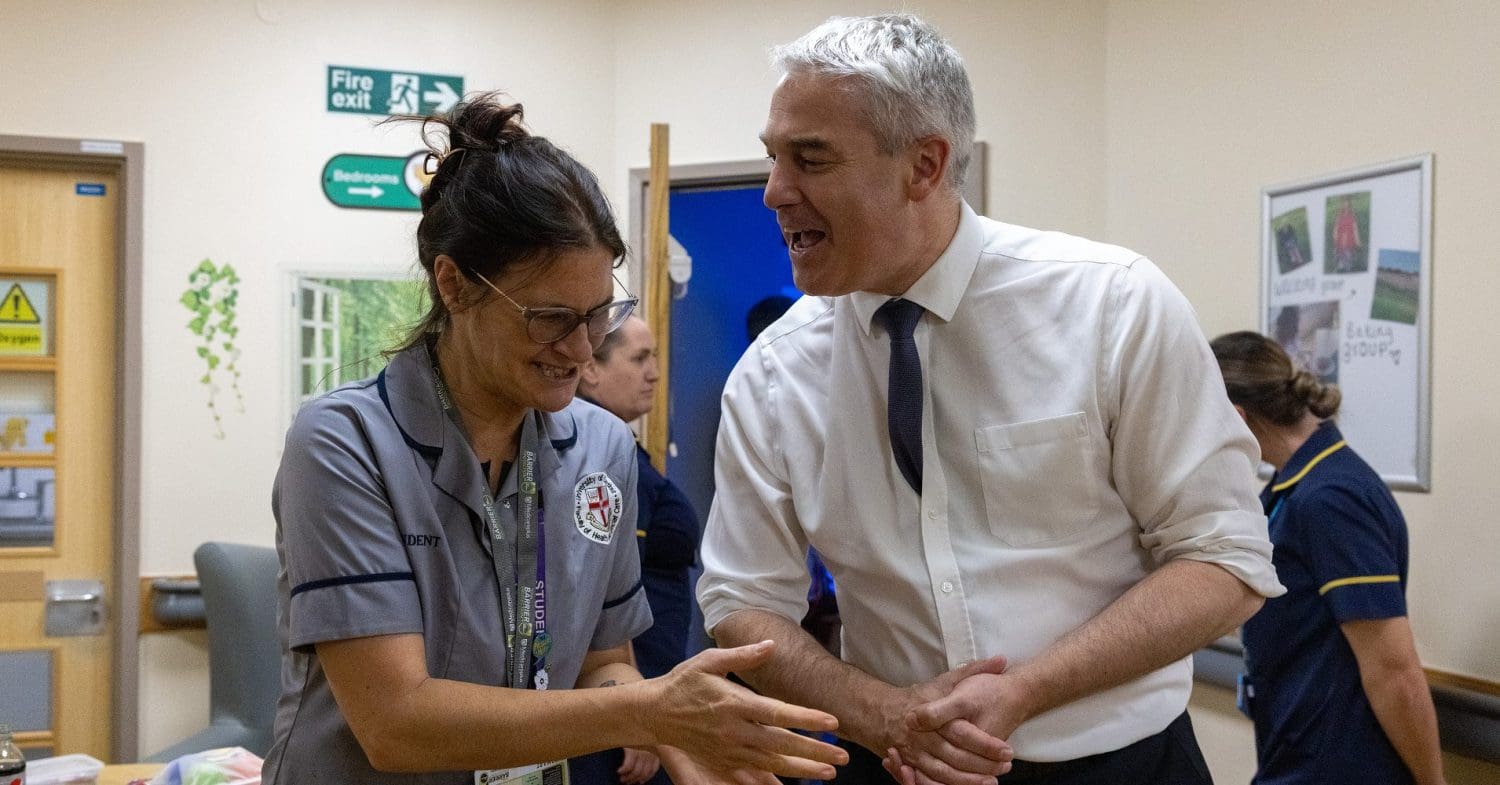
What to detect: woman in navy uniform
<box><xmin>263</xmin><ymin>93</ymin><xmax>845</xmax><ymax>785</ymax></box>
<box><xmin>572</xmin><ymin>314</ymin><xmax>701</xmax><ymax>785</ymax></box>
<box><xmin>1211</xmin><ymin>331</ymin><xmax>1445</xmax><ymax>785</ymax></box>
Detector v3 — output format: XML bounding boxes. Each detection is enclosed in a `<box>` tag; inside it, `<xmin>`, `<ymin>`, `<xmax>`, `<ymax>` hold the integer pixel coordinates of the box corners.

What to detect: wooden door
<box><xmin>0</xmin><ymin>159</ymin><xmax>120</xmax><ymax>760</ymax></box>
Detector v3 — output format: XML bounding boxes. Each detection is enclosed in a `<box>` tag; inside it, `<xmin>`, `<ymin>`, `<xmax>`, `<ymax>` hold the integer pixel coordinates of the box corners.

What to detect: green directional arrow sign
<box><xmin>321</xmin><ymin>152</ymin><xmax>426</xmax><ymax>211</ymax></box>
<box><xmin>327</xmin><ymin>65</ymin><xmax>464</xmax><ymax>116</ymax></box>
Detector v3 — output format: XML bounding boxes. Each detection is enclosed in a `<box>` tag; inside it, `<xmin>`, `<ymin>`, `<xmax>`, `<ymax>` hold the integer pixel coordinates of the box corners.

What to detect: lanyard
<box><xmin>428</xmin><ymin>343</ymin><xmax>550</xmax><ymax>689</ymax></box>
<box><xmin>1266</xmin><ymin>496</ymin><xmax>1286</xmax><ymax>525</ymax></box>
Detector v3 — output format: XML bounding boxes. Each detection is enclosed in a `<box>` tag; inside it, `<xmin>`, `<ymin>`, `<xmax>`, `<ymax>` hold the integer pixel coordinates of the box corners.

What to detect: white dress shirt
<box><xmin>698</xmin><ymin>203</ymin><xmax>1285</xmax><ymax>761</ymax></box>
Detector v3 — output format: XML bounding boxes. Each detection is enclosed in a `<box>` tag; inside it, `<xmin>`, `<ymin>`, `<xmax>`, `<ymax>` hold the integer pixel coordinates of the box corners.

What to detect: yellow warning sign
<box><xmin>0</xmin><ymin>282</ymin><xmax>40</xmax><ymax>322</ymax></box>
<box><xmin>0</xmin><ymin>280</ymin><xmax>47</xmax><ymax>355</ymax></box>
<box><xmin>0</xmin><ymin>283</ymin><xmax>40</xmax><ymax>323</ymax></box>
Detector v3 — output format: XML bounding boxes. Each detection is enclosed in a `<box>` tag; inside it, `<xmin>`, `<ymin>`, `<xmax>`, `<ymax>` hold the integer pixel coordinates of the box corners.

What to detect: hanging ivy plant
<box><xmin>180</xmin><ymin>259</ymin><xmax>245</xmax><ymax>438</ymax></box>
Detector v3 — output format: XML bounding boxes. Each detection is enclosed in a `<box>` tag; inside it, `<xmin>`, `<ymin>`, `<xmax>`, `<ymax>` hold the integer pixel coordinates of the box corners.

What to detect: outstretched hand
<box><xmin>649</xmin><ymin>640</ymin><xmax>848</xmax><ymax>781</ymax></box>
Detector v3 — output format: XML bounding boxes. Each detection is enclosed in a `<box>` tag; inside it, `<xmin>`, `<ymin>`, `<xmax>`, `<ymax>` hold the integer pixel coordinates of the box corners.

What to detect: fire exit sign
<box><xmin>327</xmin><ymin>65</ymin><xmax>464</xmax><ymax>116</ymax></box>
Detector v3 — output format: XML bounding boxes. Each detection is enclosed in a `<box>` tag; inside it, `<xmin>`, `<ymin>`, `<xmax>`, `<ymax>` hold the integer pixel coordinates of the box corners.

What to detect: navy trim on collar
<box><xmin>378</xmin><ymin>368</ymin><xmax>440</xmax><ymax>459</ymax></box>
<box><xmin>548</xmin><ymin>412</ymin><xmax>578</xmax><ymax>453</ymax></box>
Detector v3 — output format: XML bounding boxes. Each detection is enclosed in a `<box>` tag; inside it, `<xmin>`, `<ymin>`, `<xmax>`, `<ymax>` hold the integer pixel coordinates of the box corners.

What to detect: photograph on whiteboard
<box><xmin>1262</xmin><ymin>155</ymin><xmax>1432</xmax><ymax>489</ymax></box>
<box><xmin>1372</xmin><ymin>249</ymin><xmax>1420</xmax><ymax>325</ymax></box>
<box><xmin>1269</xmin><ymin>300</ymin><xmax>1341</xmax><ymax>383</ymax></box>
<box><xmin>1325</xmin><ymin>190</ymin><xmax>1371</xmax><ymax>274</ymax></box>
<box><xmin>1271</xmin><ymin>206</ymin><xmax>1314</xmax><ymax>274</ymax></box>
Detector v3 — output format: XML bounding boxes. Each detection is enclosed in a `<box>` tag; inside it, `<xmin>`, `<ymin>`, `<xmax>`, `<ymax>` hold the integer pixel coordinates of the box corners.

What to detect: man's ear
<box><xmin>578</xmin><ymin>358</ymin><xmax>602</xmax><ymax>389</ymax></box>
<box><xmin>433</xmin><ymin>255</ymin><xmax>468</xmax><ymax>312</ymax></box>
<box><xmin>906</xmin><ymin>135</ymin><xmax>952</xmax><ymax>202</ymax></box>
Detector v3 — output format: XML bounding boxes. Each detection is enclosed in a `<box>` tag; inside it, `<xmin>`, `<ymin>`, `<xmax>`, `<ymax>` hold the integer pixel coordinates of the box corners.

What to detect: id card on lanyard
<box><xmin>430</xmin><ymin>344</ymin><xmax>551</xmax><ymax>691</ymax></box>
<box><xmin>474</xmin><ymin>760</ymin><xmax>568</xmax><ymax>785</ymax></box>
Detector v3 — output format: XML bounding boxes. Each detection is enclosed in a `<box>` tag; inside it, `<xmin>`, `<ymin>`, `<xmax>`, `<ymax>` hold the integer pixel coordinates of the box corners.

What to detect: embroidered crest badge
<box><xmin>573</xmin><ymin>472</ymin><xmax>622</xmax><ymax>544</ymax></box>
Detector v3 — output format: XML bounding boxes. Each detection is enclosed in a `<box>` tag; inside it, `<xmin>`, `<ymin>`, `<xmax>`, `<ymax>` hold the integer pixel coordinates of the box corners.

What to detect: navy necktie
<box><xmin>875</xmin><ymin>298</ymin><xmax>925</xmax><ymax>495</ymax></box>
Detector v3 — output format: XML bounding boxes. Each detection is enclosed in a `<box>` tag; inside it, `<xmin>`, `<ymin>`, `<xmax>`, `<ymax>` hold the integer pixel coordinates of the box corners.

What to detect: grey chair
<box><xmin>147</xmin><ymin>542</ymin><xmax>281</xmax><ymax>762</ymax></box>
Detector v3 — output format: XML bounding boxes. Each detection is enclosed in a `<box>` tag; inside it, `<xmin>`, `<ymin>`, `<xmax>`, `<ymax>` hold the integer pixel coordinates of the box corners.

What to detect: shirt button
<box><xmin>941</xmin><ymin>581</ymin><xmax>954</xmax><ymax>593</ymax></box>
<box><xmin>928</xmin><ymin>510</ymin><xmax>938</xmax><ymax>520</ymax></box>
<box><xmin>503</xmin><ymin>501</ymin><xmax>511</xmax><ymax>509</ymax></box>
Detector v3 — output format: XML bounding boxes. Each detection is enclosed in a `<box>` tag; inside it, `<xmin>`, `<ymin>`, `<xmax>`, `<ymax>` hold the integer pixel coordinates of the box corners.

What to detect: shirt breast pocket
<box><xmin>974</xmin><ymin>412</ymin><xmax>1100</xmax><ymax>546</ymax></box>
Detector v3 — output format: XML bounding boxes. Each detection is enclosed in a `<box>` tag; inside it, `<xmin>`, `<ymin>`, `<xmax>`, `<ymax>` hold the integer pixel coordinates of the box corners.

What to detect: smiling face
<box><xmin>580</xmin><ymin>316</ymin><xmax>659</xmax><ymax>423</ymax></box>
<box><xmin>761</xmin><ymin>72</ymin><xmax>922</xmax><ymax>296</ymax></box>
<box><xmin>437</xmin><ymin>246</ymin><xmax>617</xmax><ymax>421</ymax></box>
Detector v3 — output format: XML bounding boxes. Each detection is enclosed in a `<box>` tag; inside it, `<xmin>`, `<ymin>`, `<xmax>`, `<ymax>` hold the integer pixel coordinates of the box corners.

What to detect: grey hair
<box><xmin>771</xmin><ymin>14</ymin><xmax>975</xmax><ymax>189</ymax></box>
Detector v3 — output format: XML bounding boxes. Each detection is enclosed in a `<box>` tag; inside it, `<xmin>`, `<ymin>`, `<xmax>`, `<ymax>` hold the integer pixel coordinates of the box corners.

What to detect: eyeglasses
<box><xmin>470</xmin><ymin>268</ymin><xmax>639</xmax><ymax>346</ymax></box>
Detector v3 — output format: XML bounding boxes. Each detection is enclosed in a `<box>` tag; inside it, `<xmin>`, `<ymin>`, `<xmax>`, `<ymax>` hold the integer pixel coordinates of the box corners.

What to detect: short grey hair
<box><xmin>771</xmin><ymin>14</ymin><xmax>975</xmax><ymax>189</ymax></box>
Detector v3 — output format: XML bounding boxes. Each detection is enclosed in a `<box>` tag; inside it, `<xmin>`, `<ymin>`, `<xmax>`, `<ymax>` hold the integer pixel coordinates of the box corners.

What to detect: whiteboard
<box><xmin>1261</xmin><ymin>155</ymin><xmax>1433</xmax><ymax>491</ymax></box>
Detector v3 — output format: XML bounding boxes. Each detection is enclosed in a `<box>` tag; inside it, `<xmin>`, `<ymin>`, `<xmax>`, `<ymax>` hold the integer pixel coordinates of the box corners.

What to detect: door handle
<box><xmin>45</xmin><ymin>579</ymin><xmax>106</xmax><ymax>636</ymax></box>
<box><xmin>49</xmin><ymin>590</ymin><xmax>99</xmax><ymax>603</ymax></box>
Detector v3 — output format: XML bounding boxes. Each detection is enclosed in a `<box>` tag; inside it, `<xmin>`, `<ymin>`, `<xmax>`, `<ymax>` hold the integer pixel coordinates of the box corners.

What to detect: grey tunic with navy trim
<box><xmin>262</xmin><ymin>343</ymin><xmax>652</xmax><ymax>785</ymax></box>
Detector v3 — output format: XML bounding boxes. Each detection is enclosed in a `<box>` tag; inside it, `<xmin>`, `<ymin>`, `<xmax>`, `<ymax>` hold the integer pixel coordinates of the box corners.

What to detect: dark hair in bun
<box><xmin>391</xmin><ymin>91</ymin><xmax>626</xmax><ymax>351</ymax></box>
<box><xmin>1210</xmin><ymin>330</ymin><xmax>1342</xmax><ymax>426</ymax></box>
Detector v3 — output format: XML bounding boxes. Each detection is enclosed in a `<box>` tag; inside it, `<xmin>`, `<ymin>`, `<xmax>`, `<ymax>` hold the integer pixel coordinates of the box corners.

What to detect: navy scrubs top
<box><xmin>1243</xmin><ymin>421</ymin><xmax>1413</xmax><ymax>785</ymax></box>
<box><xmin>632</xmin><ymin>445</ymin><xmax>702</xmax><ymax>679</ymax></box>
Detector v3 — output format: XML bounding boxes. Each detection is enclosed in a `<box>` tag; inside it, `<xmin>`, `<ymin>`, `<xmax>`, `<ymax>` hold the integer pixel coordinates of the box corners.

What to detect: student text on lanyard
<box><xmin>429</xmin><ymin>345</ymin><xmax>552</xmax><ymax>690</ymax></box>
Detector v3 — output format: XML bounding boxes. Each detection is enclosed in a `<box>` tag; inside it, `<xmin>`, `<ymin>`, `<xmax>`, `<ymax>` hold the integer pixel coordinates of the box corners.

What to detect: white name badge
<box><xmin>475</xmin><ymin>760</ymin><xmax>567</xmax><ymax>785</ymax></box>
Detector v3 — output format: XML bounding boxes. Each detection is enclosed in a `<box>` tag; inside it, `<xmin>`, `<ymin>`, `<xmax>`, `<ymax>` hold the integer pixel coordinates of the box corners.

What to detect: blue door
<box><xmin>665</xmin><ymin>183</ymin><xmax>797</xmax><ymax>651</ymax></box>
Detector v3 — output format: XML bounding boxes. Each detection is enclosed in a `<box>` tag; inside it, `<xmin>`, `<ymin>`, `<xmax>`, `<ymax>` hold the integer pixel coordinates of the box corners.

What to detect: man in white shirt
<box><xmin>697</xmin><ymin>13</ymin><xmax>1286</xmax><ymax>785</ymax></box>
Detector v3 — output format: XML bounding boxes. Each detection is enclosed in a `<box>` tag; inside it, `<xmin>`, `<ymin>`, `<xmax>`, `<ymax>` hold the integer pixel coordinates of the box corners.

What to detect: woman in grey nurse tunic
<box><xmin>261</xmin><ymin>94</ymin><xmax>845</xmax><ymax>785</ymax></box>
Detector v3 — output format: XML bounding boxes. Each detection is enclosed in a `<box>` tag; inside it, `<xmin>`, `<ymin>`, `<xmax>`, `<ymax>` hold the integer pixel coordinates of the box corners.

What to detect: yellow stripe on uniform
<box><xmin>1318</xmin><ymin>575</ymin><xmax>1399</xmax><ymax>595</ymax></box>
<box><xmin>1271</xmin><ymin>440</ymin><xmax>1347</xmax><ymax>492</ymax></box>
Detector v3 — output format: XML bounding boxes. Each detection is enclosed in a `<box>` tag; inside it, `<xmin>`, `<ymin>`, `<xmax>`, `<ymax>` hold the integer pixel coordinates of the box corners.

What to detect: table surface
<box><xmin>96</xmin><ymin>762</ymin><xmax>165</xmax><ymax>785</ymax></box>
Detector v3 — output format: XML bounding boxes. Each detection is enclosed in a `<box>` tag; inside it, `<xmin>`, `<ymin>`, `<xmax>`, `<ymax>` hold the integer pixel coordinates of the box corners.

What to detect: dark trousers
<box><xmin>832</xmin><ymin>712</ymin><xmax>1212</xmax><ymax>785</ymax></box>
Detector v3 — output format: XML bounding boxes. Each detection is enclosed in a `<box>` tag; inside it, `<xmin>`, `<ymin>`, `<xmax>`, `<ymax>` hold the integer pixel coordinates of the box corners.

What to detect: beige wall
<box><xmin>2</xmin><ymin>0</ymin><xmax>1494</xmax><ymax>772</ymax></box>
<box><xmin>1104</xmin><ymin>0</ymin><xmax>1500</xmax><ymax>683</ymax></box>
<box><xmin>1108</xmin><ymin>4</ymin><xmax>1500</xmax><ymax>778</ymax></box>
<box><xmin>0</xmin><ymin>0</ymin><xmax>618</xmax><ymax>756</ymax></box>
<box><xmin>610</xmin><ymin>0</ymin><xmax>1108</xmax><ymax>238</ymax></box>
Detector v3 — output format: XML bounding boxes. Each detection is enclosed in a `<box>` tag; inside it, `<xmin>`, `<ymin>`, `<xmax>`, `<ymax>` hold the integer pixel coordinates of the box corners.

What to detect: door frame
<box><xmin>0</xmin><ymin>134</ymin><xmax>146</xmax><ymax>760</ymax></box>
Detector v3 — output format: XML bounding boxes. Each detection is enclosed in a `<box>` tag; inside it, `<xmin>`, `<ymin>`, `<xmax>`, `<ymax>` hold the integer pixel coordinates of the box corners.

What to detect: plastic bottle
<box><xmin>0</xmin><ymin>723</ymin><xmax>24</xmax><ymax>785</ymax></box>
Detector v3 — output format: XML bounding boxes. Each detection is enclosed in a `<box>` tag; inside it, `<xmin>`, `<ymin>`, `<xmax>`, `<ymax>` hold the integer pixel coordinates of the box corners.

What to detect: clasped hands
<box><xmin>875</xmin><ymin>655</ymin><xmax>1030</xmax><ymax>785</ymax></box>
<box><xmin>643</xmin><ymin>644</ymin><xmax>1025</xmax><ymax>785</ymax></box>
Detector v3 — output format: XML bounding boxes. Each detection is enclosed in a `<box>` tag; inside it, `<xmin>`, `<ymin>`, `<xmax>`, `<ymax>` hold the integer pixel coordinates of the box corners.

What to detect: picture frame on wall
<box><xmin>1260</xmin><ymin>154</ymin><xmax>1433</xmax><ymax>491</ymax></box>
<box><xmin>283</xmin><ymin>269</ymin><xmax>429</xmax><ymax>423</ymax></box>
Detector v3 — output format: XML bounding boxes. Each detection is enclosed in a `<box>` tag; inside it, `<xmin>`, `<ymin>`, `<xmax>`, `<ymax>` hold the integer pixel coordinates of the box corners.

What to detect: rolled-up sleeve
<box><xmin>1104</xmin><ymin>258</ymin><xmax>1286</xmax><ymax>598</ymax></box>
<box><xmin>697</xmin><ymin>347</ymin><xmax>813</xmax><ymax>636</ymax></box>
